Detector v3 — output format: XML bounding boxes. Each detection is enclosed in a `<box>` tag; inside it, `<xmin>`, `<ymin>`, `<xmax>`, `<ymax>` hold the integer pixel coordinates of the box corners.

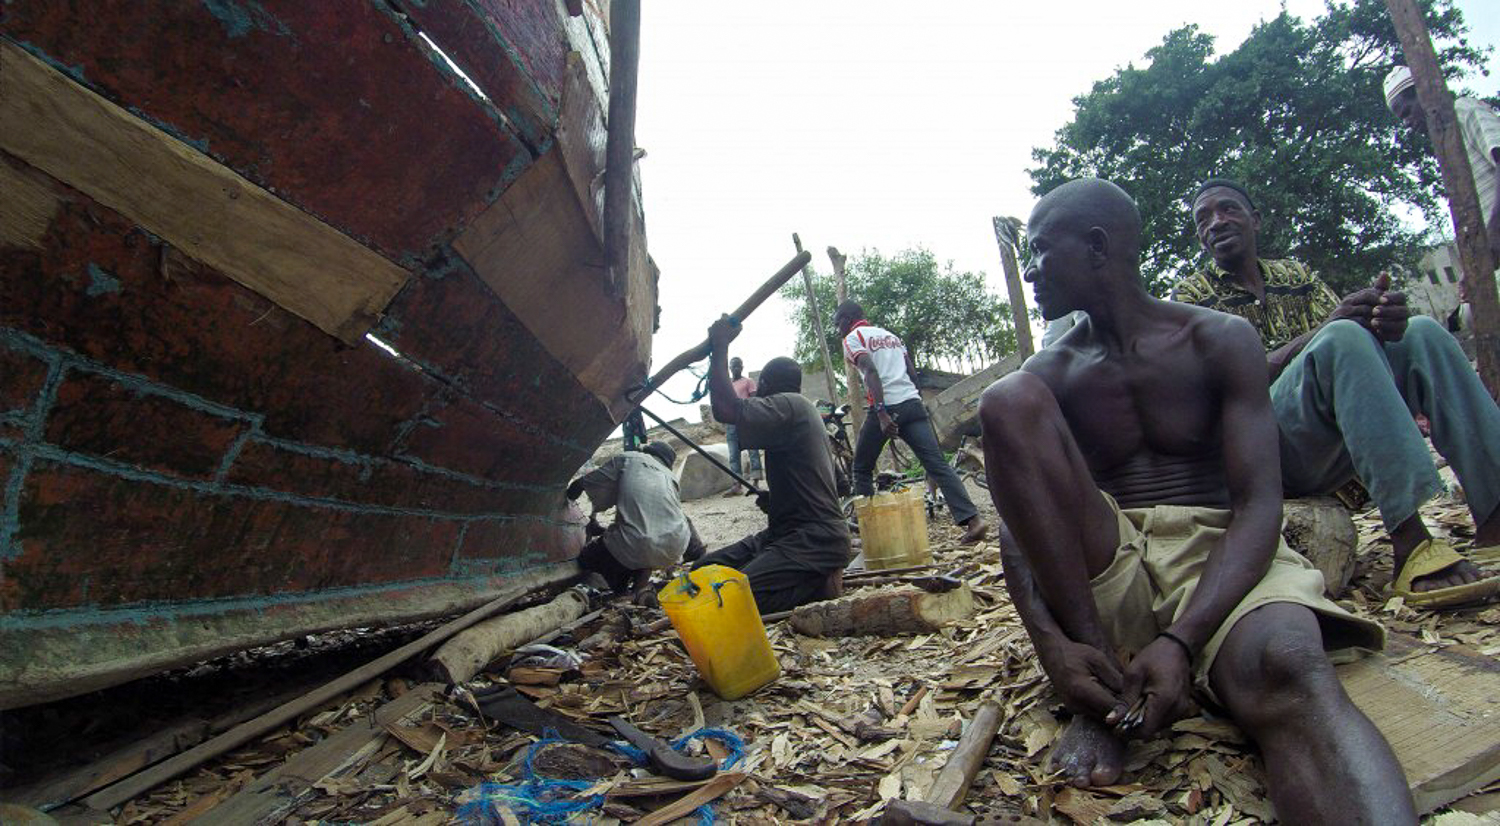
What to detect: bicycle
<box><xmin>819</xmin><ymin>401</ymin><xmax>856</xmax><ymax>498</ymax></box>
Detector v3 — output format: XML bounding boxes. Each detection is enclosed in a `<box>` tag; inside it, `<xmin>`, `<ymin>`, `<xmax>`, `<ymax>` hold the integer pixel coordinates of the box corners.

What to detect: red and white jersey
<box><xmin>842</xmin><ymin>322</ymin><xmax>920</xmax><ymax>406</ymax></box>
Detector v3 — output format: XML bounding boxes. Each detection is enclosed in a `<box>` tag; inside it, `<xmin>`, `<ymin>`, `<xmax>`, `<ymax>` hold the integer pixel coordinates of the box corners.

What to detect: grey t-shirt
<box><xmin>737</xmin><ymin>393</ymin><xmax>846</xmax><ymax>536</ymax></box>
<box><xmin>578</xmin><ymin>452</ymin><xmax>691</xmax><ymax>569</ymax></box>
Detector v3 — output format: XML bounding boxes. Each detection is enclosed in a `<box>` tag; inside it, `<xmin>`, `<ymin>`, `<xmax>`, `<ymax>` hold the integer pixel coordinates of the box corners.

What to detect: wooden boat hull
<box><xmin>0</xmin><ymin>0</ymin><xmax>654</xmax><ymax>708</ymax></box>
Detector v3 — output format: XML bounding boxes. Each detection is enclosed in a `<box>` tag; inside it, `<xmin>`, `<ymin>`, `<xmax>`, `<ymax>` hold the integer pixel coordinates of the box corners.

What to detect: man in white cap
<box><xmin>1385</xmin><ymin>65</ymin><xmax>1500</xmax><ymax>331</ymax></box>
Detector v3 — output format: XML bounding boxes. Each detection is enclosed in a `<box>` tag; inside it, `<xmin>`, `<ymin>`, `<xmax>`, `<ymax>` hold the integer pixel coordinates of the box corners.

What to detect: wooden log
<box><xmin>828</xmin><ymin>246</ymin><xmax>868</xmax><ymax>437</ymax></box>
<box><xmin>925</xmin><ymin>701</ymin><xmax>1003</xmax><ymax>811</ymax></box>
<box><xmin>1281</xmin><ymin>497</ymin><xmax>1358</xmax><ymax>597</ymax></box>
<box><xmin>991</xmin><ymin>217</ymin><xmax>1034</xmax><ymax>360</ymax></box>
<box><xmin>1385</xmin><ymin>0</ymin><xmax>1500</xmax><ymax>398</ymax></box>
<box><xmin>81</xmin><ymin>571</ymin><xmax>573</xmax><ymax>811</ymax></box>
<box><xmin>428</xmin><ymin>589</ymin><xmax>590</xmax><ymax>684</ymax></box>
<box><xmin>788</xmin><ymin>584</ymin><xmax>974</xmax><ymax>637</ymax></box>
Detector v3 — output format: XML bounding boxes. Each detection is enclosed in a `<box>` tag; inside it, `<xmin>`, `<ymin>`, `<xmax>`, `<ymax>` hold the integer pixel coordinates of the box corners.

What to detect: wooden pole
<box><xmin>82</xmin><ymin>566</ymin><xmax>577</xmax><ymax>811</ymax></box>
<box><xmin>1385</xmin><ymin>0</ymin><xmax>1500</xmax><ymax>398</ymax></box>
<box><xmin>631</xmin><ymin>251</ymin><xmax>811</xmax><ymax>403</ymax></box>
<box><xmin>602</xmin><ymin>0</ymin><xmax>642</xmax><ymax>299</ymax></box>
<box><xmin>924</xmin><ymin>700</ymin><xmax>1003</xmax><ymax>810</ymax></box>
<box><xmin>827</xmin><ymin>246</ymin><xmax>867</xmax><ymax>436</ymax></box>
<box><xmin>992</xmin><ymin>217</ymin><xmax>1035</xmax><ymax>359</ymax></box>
<box><xmin>793</xmin><ymin>233</ymin><xmax>842</xmax><ymax>405</ymax></box>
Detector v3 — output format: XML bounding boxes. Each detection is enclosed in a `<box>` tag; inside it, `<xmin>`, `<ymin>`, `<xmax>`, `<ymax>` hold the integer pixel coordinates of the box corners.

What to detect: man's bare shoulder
<box><xmin>1171</xmin><ymin>303</ymin><xmax>1265</xmax><ymax>368</ymax></box>
<box><xmin>1019</xmin><ymin>340</ymin><xmax>1077</xmax><ymax>386</ymax></box>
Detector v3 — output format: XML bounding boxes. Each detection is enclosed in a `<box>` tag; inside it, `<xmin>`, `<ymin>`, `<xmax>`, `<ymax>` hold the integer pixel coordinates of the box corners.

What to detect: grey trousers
<box><xmin>1273</xmin><ymin>317</ymin><xmax>1500</xmax><ymax>532</ymax></box>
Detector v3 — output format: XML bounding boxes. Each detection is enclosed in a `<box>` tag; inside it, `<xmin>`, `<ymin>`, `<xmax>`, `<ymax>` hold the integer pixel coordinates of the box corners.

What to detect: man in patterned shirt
<box><xmin>1175</xmin><ymin>180</ymin><xmax>1500</xmax><ymax>608</ymax></box>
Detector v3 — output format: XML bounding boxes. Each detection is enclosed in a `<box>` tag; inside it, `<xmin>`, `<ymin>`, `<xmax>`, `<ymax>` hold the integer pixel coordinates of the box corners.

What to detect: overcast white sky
<box><xmin>631</xmin><ymin>0</ymin><xmax>1497</xmax><ymax>423</ymax></box>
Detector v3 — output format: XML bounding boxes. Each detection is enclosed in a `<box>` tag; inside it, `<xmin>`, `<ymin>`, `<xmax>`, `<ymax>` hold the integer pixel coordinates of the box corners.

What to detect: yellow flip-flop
<box><xmin>1470</xmin><ymin>544</ymin><xmax>1500</xmax><ymax>566</ymax></box>
<box><xmin>1391</xmin><ymin>539</ymin><xmax>1500</xmax><ymax>609</ymax></box>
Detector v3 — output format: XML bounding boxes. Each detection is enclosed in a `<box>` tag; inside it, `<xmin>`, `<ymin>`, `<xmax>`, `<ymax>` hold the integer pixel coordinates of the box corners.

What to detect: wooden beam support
<box><xmin>602</xmin><ymin>0</ymin><xmax>643</xmax><ymax>299</ymax></box>
<box><xmin>794</xmin><ymin>233</ymin><xmax>842</xmax><ymax>404</ymax></box>
<box><xmin>827</xmin><ymin>246</ymin><xmax>867</xmax><ymax>435</ymax></box>
<box><xmin>1384</xmin><ymin>0</ymin><xmax>1500</xmax><ymax>397</ymax></box>
<box><xmin>991</xmin><ymin>217</ymin><xmax>1034</xmax><ymax>359</ymax></box>
<box><xmin>0</xmin><ymin>41</ymin><xmax>409</xmax><ymax>345</ymax></box>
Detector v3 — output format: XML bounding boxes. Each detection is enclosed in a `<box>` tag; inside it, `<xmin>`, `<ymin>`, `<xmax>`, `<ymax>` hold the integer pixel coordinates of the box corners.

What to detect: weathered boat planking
<box><xmin>0</xmin><ymin>0</ymin><xmax>653</xmax><ymax>709</ymax></box>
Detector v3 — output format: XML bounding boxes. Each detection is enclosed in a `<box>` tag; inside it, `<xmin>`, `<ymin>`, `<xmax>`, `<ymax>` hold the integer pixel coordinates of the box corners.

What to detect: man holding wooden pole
<box><xmin>692</xmin><ymin>317</ymin><xmax>852</xmax><ymax>614</ymax></box>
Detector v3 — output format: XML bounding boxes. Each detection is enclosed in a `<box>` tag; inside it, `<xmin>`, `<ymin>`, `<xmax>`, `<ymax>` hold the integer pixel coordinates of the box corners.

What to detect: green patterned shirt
<box><xmin>1172</xmin><ymin>258</ymin><xmax>1341</xmax><ymax>351</ymax></box>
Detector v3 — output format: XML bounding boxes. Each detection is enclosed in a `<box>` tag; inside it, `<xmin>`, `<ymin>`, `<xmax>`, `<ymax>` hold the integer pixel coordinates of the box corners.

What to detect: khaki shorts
<box><xmin>1091</xmin><ymin>493</ymin><xmax>1384</xmax><ymax>704</ymax></box>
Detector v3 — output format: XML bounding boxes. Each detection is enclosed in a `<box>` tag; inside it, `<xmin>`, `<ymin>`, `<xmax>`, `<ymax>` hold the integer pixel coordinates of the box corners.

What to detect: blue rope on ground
<box><xmin>455</xmin><ymin>727</ymin><xmax>744</xmax><ymax>824</ymax></box>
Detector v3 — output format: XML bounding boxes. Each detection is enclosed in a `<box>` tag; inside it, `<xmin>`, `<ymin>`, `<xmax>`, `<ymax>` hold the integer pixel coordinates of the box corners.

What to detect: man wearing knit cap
<box><xmin>1174</xmin><ymin>179</ymin><xmax>1500</xmax><ymax>609</ymax></box>
<box><xmin>1384</xmin><ymin>65</ymin><xmax>1500</xmax><ymax>335</ymax></box>
<box><xmin>694</xmin><ymin>316</ymin><xmax>852</xmax><ymax>613</ymax></box>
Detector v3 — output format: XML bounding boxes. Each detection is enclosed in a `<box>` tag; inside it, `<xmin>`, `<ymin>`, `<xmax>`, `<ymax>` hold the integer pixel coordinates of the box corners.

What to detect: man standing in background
<box><xmin>726</xmin><ymin>356</ymin><xmax>763</xmax><ymax>483</ymax></box>
<box><xmin>833</xmin><ymin>301</ymin><xmax>989</xmax><ymax>544</ymax></box>
<box><xmin>1385</xmin><ymin>65</ymin><xmax>1500</xmax><ymax>339</ymax></box>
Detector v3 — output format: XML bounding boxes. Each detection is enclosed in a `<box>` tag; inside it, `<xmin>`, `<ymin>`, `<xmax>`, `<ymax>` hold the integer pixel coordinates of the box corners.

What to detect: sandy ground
<box><xmin>680</xmin><ymin>476</ymin><xmax>999</xmax><ymax>553</ymax></box>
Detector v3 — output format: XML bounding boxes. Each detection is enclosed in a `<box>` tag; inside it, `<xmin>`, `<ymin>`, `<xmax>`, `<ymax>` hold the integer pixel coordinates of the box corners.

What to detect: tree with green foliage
<box><xmin>1029</xmin><ymin>0</ymin><xmax>1491</xmax><ymax>296</ymax></box>
<box><xmin>781</xmin><ymin>247</ymin><xmax>1017</xmax><ymax>376</ymax></box>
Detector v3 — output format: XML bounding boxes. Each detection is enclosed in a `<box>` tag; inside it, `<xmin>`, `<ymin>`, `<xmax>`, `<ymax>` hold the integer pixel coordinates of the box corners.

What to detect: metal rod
<box><xmin>636</xmin><ymin>404</ymin><xmax>761</xmax><ymax>494</ymax></box>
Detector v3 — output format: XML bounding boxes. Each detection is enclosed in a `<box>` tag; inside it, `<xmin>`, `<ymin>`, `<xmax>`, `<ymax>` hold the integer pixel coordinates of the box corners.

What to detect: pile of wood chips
<box><xmin>113</xmin><ymin>487</ymin><xmax>1500</xmax><ymax>825</ymax></box>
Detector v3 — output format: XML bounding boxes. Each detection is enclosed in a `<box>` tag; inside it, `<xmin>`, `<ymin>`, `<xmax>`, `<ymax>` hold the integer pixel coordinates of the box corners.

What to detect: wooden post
<box><xmin>793</xmin><ymin>233</ymin><xmax>842</xmax><ymax>405</ymax></box>
<box><xmin>602</xmin><ymin>0</ymin><xmax>642</xmax><ymax>299</ymax></box>
<box><xmin>925</xmin><ymin>700</ymin><xmax>1004</xmax><ymax>811</ymax></box>
<box><xmin>1385</xmin><ymin>0</ymin><xmax>1500</xmax><ymax>398</ymax></box>
<box><xmin>827</xmin><ymin>246</ymin><xmax>867</xmax><ymax>436</ymax></box>
<box><xmin>991</xmin><ymin>217</ymin><xmax>1034</xmax><ymax>359</ymax></box>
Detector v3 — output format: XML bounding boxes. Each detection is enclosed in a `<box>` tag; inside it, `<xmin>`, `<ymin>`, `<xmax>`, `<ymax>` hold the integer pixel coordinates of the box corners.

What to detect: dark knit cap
<box><xmin>1191</xmin><ymin>178</ymin><xmax>1257</xmax><ymax>211</ymax></box>
<box><xmin>641</xmin><ymin>442</ymin><xmax>677</xmax><ymax>469</ymax></box>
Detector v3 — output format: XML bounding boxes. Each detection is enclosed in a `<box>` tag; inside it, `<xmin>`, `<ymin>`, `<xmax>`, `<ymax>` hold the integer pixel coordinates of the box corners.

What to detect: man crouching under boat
<box><xmin>980</xmin><ymin>178</ymin><xmax>1412</xmax><ymax>823</ymax></box>
<box><xmin>567</xmin><ymin>442</ymin><xmax>704</xmax><ymax>605</ymax></box>
<box><xmin>692</xmin><ymin>316</ymin><xmax>852</xmax><ymax>614</ymax></box>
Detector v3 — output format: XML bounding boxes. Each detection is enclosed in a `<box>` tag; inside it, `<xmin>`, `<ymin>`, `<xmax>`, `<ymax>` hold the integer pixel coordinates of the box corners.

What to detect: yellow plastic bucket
<box><xmin>657</xmin><ymin>565</ymin><xmax>781</xmax><ymax>700</ymax></box>
<box><xmin>853</xmin><ymin>486</ymin><xmax>930</xmax><ymax>570</ymax></box>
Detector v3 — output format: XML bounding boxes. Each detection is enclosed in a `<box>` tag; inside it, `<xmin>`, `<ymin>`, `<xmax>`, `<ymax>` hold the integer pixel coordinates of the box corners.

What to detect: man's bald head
<box><xmin>1030</xmin><ymin>178</ymin><xmax>1142</xmax><ymax>267</ymax></box>
<box><xmin>1025</xmin><ymin>179</ymin><xmax>1144</xmax><ymax>319</ymax></box>
<box><xmin>757</xmin><ymin>357</ymin><xmax>802</xmax><ymax>396</ymax></box>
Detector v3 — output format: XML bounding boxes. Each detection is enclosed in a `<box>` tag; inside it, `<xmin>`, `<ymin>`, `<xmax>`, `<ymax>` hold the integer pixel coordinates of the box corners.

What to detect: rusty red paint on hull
<box><xmin>1</xmin><ymin>0</ymin><xmax>533</xmax><ymax>258</ymax></box>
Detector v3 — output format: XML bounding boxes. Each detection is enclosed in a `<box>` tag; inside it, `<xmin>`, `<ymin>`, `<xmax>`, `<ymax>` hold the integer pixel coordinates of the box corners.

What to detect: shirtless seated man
<box><xmin>980</xmin><ymin>179</ymin><xmax>1413</xmax><ymax>822</ymax></box>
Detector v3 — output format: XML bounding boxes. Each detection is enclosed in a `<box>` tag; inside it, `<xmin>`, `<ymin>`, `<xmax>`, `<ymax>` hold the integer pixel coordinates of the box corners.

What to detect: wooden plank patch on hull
<box><xmin>453</xmin><ymin>55</ymin><xmax>652</xmax><ymax>417</ymax></box>
<box><xmin>0</xmin><ymin>41</ymin><xmax>408</xmax><ymax>344</ymax></box>
<box><xmin>1340</xmin><ymin>633</ymin><xmax>1500</xmax><ymax>813</ymax></box>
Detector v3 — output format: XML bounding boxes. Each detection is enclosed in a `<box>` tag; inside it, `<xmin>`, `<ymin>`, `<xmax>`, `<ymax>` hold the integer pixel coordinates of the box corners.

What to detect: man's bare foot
<box><xmin>959</xmin><ymin>517</ymin><xmax>990</xmax><ymax>545</ymax></box>
<box><xmin>1048</xmin><ymin>715</ymin><xmax>1125</xmax><ymax>788</ymax></box>
<box><xmin>1391</xmin><ymin>516</ymin><xmax>1484</xmax><ymax>591</ymax></box>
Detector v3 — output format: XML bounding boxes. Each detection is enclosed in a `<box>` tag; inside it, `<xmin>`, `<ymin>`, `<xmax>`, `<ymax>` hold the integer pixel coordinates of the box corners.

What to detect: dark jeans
<box><xmin>725</xmin><ymin>424</ymin><xmax>761</xmax><ymax>476</ymax></box>
<box><xmin>578</xmin><ymin>537</ymin><xmax>633</xmax><ymax>593</ymax></box>
<box><xmin>692</xmin><ymin>523</ymin><xmax>849</xmax><ymax>614</ymax></box>
<box><xmin>852</xmin><ymin>398</ymin><xmax>979</xmax><ymax>525</ymax></box>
